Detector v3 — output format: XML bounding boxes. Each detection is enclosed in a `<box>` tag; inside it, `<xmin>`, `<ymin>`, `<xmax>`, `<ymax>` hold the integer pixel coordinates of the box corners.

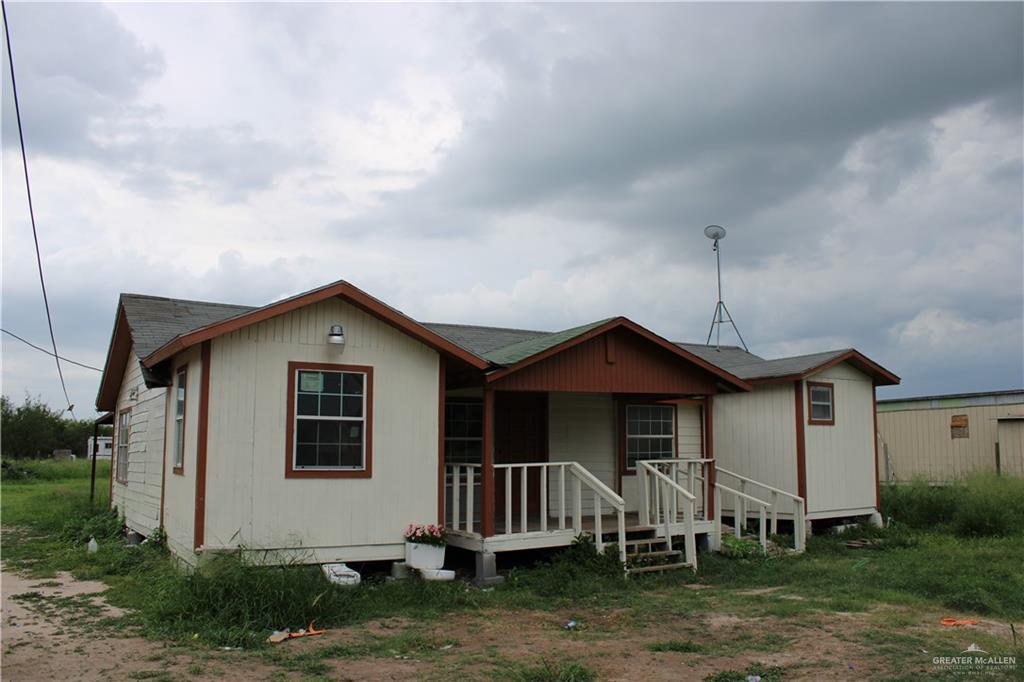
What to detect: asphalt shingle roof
<box><xmin>115</xmin><ymin>293</ymin><xmax>869</xmax><ymax>382</ymax></box>
<box><xmin>422</xmin><ymin>323</ymin><xmax>550</xmax><ymax>357</ymax></box>
<box><xmin>120</xmin><ymin>294</ymin><xmax>255</xmax><ymax>358</ymax></box>
<box><xmin>481</xmin><ymin>319</ymin><xmax>615</xmax><ymax>365</ymax></box>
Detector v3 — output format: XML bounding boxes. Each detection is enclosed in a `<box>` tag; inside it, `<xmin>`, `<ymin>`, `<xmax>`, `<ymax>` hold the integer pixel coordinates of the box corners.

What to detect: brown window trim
<box><xmin>807</xmin><ymin>381</ymin><xmax>836</xmax><ymax>426</ymax></box>
<box><xmin>115</xmin><ymin>408</ymin><xmax>131</xmax><ymax>484</ymax></box>
<box><xmin>618</xmin><ymin>400</ymin><xmax>678</xmax><ymax>477</ymax></box>
<box><xmin>285</xmin><ymin>361</ymin><xmax>374</xmax><ymax>479</ymax></box>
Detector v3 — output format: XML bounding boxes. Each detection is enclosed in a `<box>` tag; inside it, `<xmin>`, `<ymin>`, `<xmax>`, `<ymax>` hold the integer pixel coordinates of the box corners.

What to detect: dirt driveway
<box><xmin>2</xmin><ymin>566</ymin><xmax>1015</xmax><ymax>681</ymax></box>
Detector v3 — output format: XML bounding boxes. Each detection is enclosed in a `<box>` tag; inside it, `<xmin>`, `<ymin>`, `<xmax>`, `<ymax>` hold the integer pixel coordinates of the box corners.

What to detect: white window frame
<box><xmin>292</xmin><ymin>368</ymin><xmax>368</xmax><ymax>471</ymax></box>
<box><xmin>116</xmin><ymin>409</ymin><xmax>130</xmax><ymax>484</ymax></box>
<box><xmin>173</xmin><ymin>366</ymin><xmax>187</xmax><ymax>471</ymax></box>
<box><xmin>624</xmin><ymin>403</ymin><xmax>676</xmax><ymax>470</ymax></box>
<box><xmin>808</xmin><ymin>382</ymin><xmax>835</xmax><ymax>425</ymax></box>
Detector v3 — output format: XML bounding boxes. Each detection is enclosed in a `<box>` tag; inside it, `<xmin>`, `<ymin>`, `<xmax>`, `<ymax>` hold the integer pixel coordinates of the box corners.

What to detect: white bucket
<box><xmin>321</xmin><ymin>562</ymin><xmax>361</xmax><ymax>587</ymax></box>
<box><xmin>419</xmin><ymin>568</ymin><xmax>455</xmax><ymax>581</ymax></box>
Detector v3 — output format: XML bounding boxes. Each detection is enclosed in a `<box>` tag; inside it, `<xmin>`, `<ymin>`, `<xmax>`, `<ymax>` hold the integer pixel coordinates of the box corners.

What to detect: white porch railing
<box><xmin>445</xmin><ymin>461</ymin><xmax>627</xmax><ymax>565</ymax></box>
<box><xmin>637</xmin><ymin>461</ymin><xmax>699</xmax><ymax>570</ymax></box>
<box><xmin>638</xmin><ymin>458</ymin><xmax>712</xmax><ymax>525</ymax></box>
<box><xmin>714</xmin><ymin>467</ymin><xmax>806</xmax><ymax>552</ymax></box>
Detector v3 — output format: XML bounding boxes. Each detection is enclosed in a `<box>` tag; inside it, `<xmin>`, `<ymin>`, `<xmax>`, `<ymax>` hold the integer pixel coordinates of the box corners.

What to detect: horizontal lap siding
<box><xmin>877</xmin><ymin>404</ymin><xmax>1020</xmax><ymax>481</ymax></box>
<box><xmin>204</xmin><ymin>297</ymin><xmax>439</xmax><ymax>559</ymax></box>
<box><xmin>803</xmin><ymin>363</ymin><xmax>876</xmax><ymax>514</ymax></box>
<box><xmin>112</xmin><ymin>347</ymin><xmax>166</xmax><ymax>538</ymax></box>
<box><xmin>547</xmin><ymin>393</ymin><xmax>616</xmax><ymax>515</ymax></box>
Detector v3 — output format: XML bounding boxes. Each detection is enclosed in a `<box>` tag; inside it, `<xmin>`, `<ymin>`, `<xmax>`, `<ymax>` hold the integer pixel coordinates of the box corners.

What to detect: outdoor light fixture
<box><xmin>327</xmin><ymin>324</ymin><xmax>346</xmax><ymax>347</ymax></box>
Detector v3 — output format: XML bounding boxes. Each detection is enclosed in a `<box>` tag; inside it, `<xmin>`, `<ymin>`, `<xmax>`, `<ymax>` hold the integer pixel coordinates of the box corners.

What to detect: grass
<box><xmin>881</xmin><ymin>474</ymin><xmax>1024</xmax><ymax>537</ymax></box>
<box><xmin>3</xmin><ymin>459</ymin><xmax>1024</xmax><ymax>679</ymax></box>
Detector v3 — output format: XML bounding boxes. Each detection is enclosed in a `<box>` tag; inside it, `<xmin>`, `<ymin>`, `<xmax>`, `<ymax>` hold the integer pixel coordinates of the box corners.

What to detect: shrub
<box><xmin>881</xmin><ymin>474</ymin><xmax>1024</xmax><ymax>537</ymax></box>
<box><xmin>60</xmin><ymin>506</ymin><xmax>123</xmax><ymax>545</ymax></box>
<box><xmin>721</xmin><ymin>534</ymin><xmax>763</xmax><ymax>559</ymax></box>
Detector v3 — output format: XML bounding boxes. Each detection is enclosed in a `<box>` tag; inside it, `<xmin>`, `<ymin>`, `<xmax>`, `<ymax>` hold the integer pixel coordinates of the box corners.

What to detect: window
<box><xmin>951</xmin><ymin>414</ymin><xmax>969</xmax><ymax>439</ymax></box>
<box><xmin>116</xmin><ymin>409</ymin><xmax>130</xmax><ymax>483</ymax></box>
<box><xmin>286</xmin><ymin>362</ymin><xmax>373</xmax><ymax>478</ymax></box>
<box><xmin>445</xmin><ymin>400</ymin><xmax>483</xmax><ymax>465</ymax></box>
<box><xmin>807</xmin><ymin>382</ymin><xmax>835</xmax><ymax>425</ymax></box>
<box><xmin>173</xmin><ymin>366</ymin><xmax>187</xmax><ymax>473</ymax></box>
<box><xmin>624</xmin><ymin>404</ymin><xmax>676</xmax><ymax>470</ymax></box>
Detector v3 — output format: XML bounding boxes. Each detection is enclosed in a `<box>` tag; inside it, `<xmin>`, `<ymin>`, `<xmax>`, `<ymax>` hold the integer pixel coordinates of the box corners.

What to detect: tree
<box><xmin>0</xmin><ymin>395</ymin><xmax>101</xmax><ymax>459</ymax></box>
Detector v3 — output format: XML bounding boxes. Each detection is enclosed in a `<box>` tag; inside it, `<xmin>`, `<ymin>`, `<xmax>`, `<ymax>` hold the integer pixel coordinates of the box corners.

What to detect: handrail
<box><xmin>715</xmin><ymin>466</ymin><xmax>802</xmax><ymax>502</ymax></box>
<box><xmin>638</xmin><ymin>461</ymin><xmax>698</xmax><ymax>570</ymax></box>
<box><xmin>568</xmin><ymin>462</ymin><xmax>625</xmax><ymax>510</ymax></box>
<box><xmin>714</xmin><ymin>482</ymin><xmax>773</xmax><ymax>506</ymax></box>
<box><xmin>641</xmin><ymin>463</ymin><xmax>697</xmax><ymax>501</ymax></box>
<box><xmin>713</xmin><ymin>466</ymin><xmax>805</xmax><ymax>553</ymax></box>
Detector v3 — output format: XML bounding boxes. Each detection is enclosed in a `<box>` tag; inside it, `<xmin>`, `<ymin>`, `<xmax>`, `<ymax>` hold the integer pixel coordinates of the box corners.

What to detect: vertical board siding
<box><xmin>112</xmin><ymin>346</ymin><xmax>166</xmax><ymax>538</ymax></box>
<box><xmin>802</xmin><ymin>363</ymin><xmax>877</xmax><ymax>514</ymax></box>
<box><xmin>161</xmin><ymin>345</ymin><xmax>202</xmax><ymax>561</ymax></box>
<box><xmin>997</xmin><ymin>421</ymin><xmax>1024</xmax><ymax>477</ymax></box>
<box><xmin>878</xmin><ymin>404</ymin><xmax>1024</xmax><ymax>481</ymax></box>
<box><xmin>491</xmin><ymin>328</ymin><xmax>717</xmax><ymax>394</ymax></box>
<box><xmin>202</xmin><ymin>297</ymin><xmax>439</xmax><ymax>561</ymax></box>
<box><xmin>712</xmin><ymin>382</ymin><xmax>799</xmax><ymax>514</ymax></box>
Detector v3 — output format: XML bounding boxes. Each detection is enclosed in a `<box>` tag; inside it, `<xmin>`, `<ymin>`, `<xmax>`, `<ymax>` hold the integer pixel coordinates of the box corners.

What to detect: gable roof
<box><xmin>482</xmin><ymin>319</ymin><xmax>615</xmax><ymax>365</ymax></box>
<box><xmin>676</xmin><ymin>344</ymin><xmax>900</xmax><ymax>385</ymax></box>
<box><xmin>140</xmin><ymin>280</ymin><xmax>489</xmax><ymax>370</ymax></box>
<box><xmin>422</xmin><ymin>323</ymin><xmax>549</xmax><ymax>356</ymax></box>
<box><xmin>121</xmin><ymin>294</ymin><xmax>256</xmax><ymax>358</ymax></box>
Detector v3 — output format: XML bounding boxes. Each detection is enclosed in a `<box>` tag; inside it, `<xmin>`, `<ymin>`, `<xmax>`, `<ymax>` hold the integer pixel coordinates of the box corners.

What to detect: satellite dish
<box><xmin>704</xmin><ymin>224</ymin><xmax>727</xmax><ymax>240</ymax></box>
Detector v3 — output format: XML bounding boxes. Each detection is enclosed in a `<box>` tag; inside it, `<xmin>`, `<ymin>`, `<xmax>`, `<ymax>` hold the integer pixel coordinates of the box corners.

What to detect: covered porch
<box><xmin>434</xmin><ymin>318</ymin><xmax>756</xmax><ymax>570</ymax></box>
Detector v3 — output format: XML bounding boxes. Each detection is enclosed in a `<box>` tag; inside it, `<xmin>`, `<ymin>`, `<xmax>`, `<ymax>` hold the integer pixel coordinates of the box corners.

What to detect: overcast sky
<box><xmin>2</xmin><ymin>2</ymin><xmax>1022</xmax><ymax>418</ymax></box>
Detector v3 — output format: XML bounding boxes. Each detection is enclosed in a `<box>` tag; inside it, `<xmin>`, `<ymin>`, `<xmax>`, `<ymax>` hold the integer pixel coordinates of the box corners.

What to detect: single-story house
<box><xmin>877</xmin><ymin>390</ymin><xmax>1024</xmax><ymax>481</ymax></box>
<box><xmin>96</xmin><ymin>279</ymin><xmax>898</xmax><ymax>574</ymax></box>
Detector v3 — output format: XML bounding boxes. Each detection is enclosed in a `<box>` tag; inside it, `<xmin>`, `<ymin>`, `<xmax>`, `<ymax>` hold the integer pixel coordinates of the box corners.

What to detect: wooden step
<box><xmin>623</xmin><ymin>538</ymin><xmax>662</xmax><ymax>548</ymax></box>
<box><xmin>628</xmin><ymin>561</ymin><xmax>692</xmax><ymax>574</ymax></box>
<box><xmin>627</xmin><ymin>549</ymin><xmax>680</xmax><ymax>560</ymax></box>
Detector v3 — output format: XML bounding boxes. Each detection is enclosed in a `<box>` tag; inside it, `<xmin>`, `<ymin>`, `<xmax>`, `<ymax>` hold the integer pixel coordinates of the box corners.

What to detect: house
<box><xmin>87</xmin><ymin>436</ymin><xmax>113</xmax><ymax>459</ymax></box>
<box><xmin>877</xmin><ymin>390</ymin><xmax>1024</xmax><ymax>481</ymax></box>
<box><xmin>95</xmin><ymin>279</ymin><xmax>897</xmax><ymax>575</ymax></box>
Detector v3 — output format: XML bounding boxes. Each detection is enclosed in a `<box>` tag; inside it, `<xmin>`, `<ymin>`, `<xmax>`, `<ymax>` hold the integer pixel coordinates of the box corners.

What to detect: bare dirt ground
<box><xmin>2</xmin><ymin>565</ymin><xmax>1015</xmax><ymax>681</ymax></box>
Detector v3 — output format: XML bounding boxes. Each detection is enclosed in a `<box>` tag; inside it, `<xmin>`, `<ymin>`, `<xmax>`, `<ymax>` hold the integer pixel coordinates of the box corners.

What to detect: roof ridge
<box><xmin>423</xmin><ymin>321</ymin><xmax>552</xmax><ymax>335</ymax></box>
<box><xmin>120</xmin><ymin>292</ymin><xmax>257</xmax><ymax>309</ymax></box>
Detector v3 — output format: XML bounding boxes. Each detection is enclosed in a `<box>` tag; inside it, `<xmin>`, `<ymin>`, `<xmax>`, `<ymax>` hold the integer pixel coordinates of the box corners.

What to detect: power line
<box><xmin>2</xmin><ymin>1</ymin><xmax>75</xmax><ymax>412</ymax></box>
<box><xmin>1</xmin><ymin>329</ymin><xmax>103</xmax><ymax>372</ymax></box>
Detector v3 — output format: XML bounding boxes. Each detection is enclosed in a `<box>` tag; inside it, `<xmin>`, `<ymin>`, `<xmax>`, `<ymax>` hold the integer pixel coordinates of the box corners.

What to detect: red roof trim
<box><xmin>96</xmin><ymin>305</ymin><xmax>132</xmax><ymax>412</ymax></box>
<box><xmin>141</xmin><ymin>280</ymin><xmax>489</xmax><ymax>370</ymax></box>
<box><xmin>484</xmin><ymin>317</ymin><xmax>751</xmax><ymax>392</ymax></box>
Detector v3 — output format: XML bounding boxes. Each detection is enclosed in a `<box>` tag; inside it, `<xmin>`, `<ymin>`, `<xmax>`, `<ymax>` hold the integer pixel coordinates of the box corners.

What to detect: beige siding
<box><xmin>547</xmin><ymin>393</ymin><xmax>617</xmax><ymax>514</ymax></box>
<box><xmin>802</xmin><ymin>363</ymin><xmax>877</xmax><ymax>515</ymax></box>
<box><xmin>997</xmin><ymin>420</ymin><xmax>1024</xmax><ymax>477</ymax></box>
<box><xmin>713</xmin><ymin>382</ymin><xmax>798</xmax><ymax>502</ymax></box>
<box><xmin>160</xmin><ymin>345</ymin><xmax>202</xmax><ymax>561</ymax></box>
<box><xmin>111</xmin><ymin>346</ymin><xmax>167</xmax><ymax>538</ymax></box>
<box><xmin>201</xmin><ymin>297</ymin><xmax>439</xmax><ymax>563</ymax></box>
<box><xmin>878</xmin><ymin>404</ymin><xmax>1024</xmax><ymax>481</ymax></box>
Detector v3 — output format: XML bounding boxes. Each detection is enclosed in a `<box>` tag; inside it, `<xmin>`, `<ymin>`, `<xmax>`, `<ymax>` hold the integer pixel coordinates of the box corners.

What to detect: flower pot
<box><xmin>405</xmin><ymin>541</ymin><xmax>445</xmax><ymax>570</ymax></box>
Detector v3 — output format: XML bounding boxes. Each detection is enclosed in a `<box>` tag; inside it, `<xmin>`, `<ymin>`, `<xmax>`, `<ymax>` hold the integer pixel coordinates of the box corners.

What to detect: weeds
<box><xmin>705</xmin><ymin>663</ymin><xmax>786</xmax><ymax>682</ymax></box>
<box><xmin>501</xmin><ymin>659</ymin><xmax>596</xmax><ymax>682</ymax></box>
<box><xmin>881</xmin><ymin>474</ymin><xmax>1024</xmax><ymax>537</ymax></box>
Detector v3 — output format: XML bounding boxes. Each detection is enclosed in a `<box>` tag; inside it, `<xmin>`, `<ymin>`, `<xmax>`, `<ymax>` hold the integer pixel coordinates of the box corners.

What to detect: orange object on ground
<box><xmin>287</xmin><ymin>622</ymin><xmax>326</xmax><ymax>639</ymax></box>
<box><xmin>941</xmin><ymin>618</ymin><xmax>978</xmax><ymax>626</ymax></box>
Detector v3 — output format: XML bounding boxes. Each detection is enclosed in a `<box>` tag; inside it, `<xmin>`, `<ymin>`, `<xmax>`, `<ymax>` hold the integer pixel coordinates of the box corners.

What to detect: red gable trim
<box><xmin>746</xmin><ymin>350</ymin><xmax>900</xmax><ymax>387</ymax></box>
<box><xmin>141</xmin><ymin>280</ymin><xmax>489</xmax><ymax>371</ymax></box>
<box><xmin>485</xmin><ymin>317</ymin><xmax>751</xmax><ymax>392</ymax></box>
<box><xmin>96</xmin><ymin>305</ymin><xmax>132</xmax><ymax>412</ymax></box>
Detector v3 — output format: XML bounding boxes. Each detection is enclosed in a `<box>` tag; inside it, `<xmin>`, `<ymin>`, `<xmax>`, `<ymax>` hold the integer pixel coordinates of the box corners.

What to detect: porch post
<box><xmin>481</xmin><ymin>387</ymin><xmax>496</xmax><ymax>538</ymax></box>
<box><xmin>705</xmin><ymin>396</ymin><xmax>716</xmax><ymax>521</ymax></box>
<box><xmin>436</xmin><ymin>356</ymin><xmax>446</xmax><ymax>525</ymax></box>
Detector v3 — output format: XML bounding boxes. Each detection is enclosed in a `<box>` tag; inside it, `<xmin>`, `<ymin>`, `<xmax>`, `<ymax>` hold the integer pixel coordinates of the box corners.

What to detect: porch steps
<box><xmin>628</xmin><ymin>562</ymin><xmax>691</xmax><ymax>574</ymax></box>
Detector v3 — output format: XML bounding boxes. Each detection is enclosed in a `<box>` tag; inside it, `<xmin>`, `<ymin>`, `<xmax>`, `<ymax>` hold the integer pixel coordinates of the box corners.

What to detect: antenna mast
<box><xmin>703</xmin><ymin>225</ymin><xmax>748</xmax><ymax>351</ymax></box>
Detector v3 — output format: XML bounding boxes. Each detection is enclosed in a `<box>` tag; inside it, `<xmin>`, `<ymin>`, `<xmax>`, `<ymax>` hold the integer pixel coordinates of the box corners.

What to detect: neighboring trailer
<box><xmin>877</xmin><ymin>390</ymin><xmax>1024</xmax><ymax>482</ymax></box>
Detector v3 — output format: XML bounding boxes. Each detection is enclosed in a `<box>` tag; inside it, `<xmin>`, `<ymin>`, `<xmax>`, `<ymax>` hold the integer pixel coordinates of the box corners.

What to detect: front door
<box><xmin>494</xmin><ymin>391</ymin><xmax>548</xmax><ymax>523</ymax></box>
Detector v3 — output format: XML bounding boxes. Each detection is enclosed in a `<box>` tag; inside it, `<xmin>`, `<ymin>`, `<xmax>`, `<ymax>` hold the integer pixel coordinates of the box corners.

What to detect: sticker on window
<box><xmin>299</xmin><ymin>372</ymin><xmax>322</xmax><ymax>393</ymax></box>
